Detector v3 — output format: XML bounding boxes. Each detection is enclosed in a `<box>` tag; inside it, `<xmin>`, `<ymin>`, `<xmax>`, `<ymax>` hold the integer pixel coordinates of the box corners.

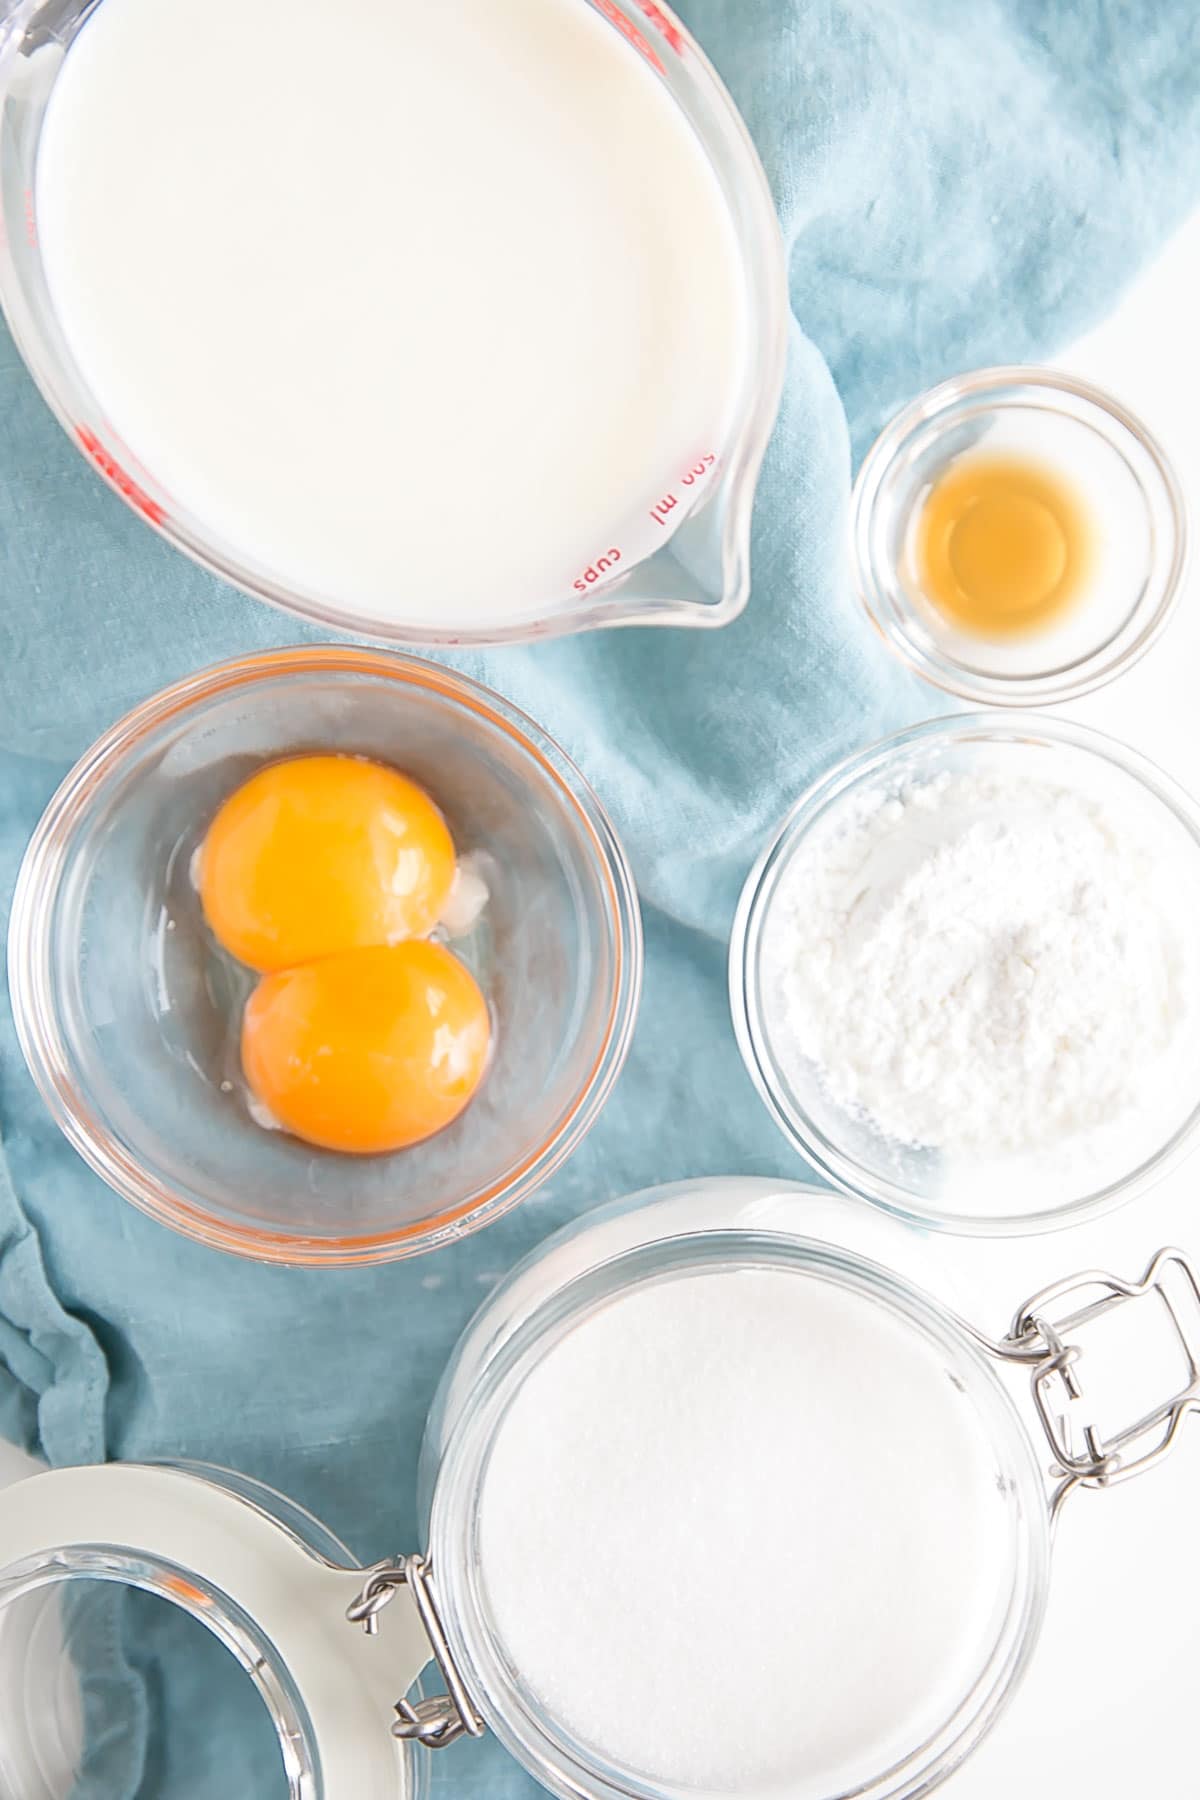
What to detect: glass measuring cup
<box><xmin>1</xmin><ymin>1179</ymin><xmax>1196</xmax><ymax>1800</ymax></box>
<box><xmin>0</xmin><ymin>0</ymin><xmax>787</xmax><ymax>645</ymax></box>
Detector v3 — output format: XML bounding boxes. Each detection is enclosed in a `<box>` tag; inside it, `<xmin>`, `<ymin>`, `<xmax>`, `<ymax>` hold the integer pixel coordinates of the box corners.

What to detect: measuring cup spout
<box><xmin>648</xmin><ymin>459</ymin><xmax>753</xmax><ymax>627</ymax></box>
<box><xmin>578</xmin><ymin>433</ymin><xmax>774</xmax><ymax>633</ymax></box>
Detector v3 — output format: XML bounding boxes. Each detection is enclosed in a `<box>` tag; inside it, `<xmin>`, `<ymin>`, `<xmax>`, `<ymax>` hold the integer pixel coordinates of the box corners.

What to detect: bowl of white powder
<box><xmin>730</xmin><ymin>713</ymin><xmax>1200</xmax><ymax>1233</ymax></box>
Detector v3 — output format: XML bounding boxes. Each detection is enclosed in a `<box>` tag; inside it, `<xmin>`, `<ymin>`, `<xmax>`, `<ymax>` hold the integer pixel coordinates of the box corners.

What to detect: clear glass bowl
<box><xmin>0</xmin><ymin>0</ymin><xmax>786</xmax><ymax>644</ymax></box>
<box><xmin>730</xmin><ymin>713</ymin><xmax>1200</xmax><ymax>1236</ymax></box>
<box><xmin>7</xmin><ymin>646</ymin><xmax>642</xmax><ymax>1264</ymax></box>
<box><xmin>851</xmin><ymin>368</ymin><xmax>1188</xmax><ymax>704</ymax></box>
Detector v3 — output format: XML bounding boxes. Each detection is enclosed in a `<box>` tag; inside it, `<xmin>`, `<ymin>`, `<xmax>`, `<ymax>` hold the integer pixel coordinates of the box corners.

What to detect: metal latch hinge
<box><xmin>973</xmin><ymin>1247</ymin><xmax>1200</xmax><ymax>1523</ymax></box>
<box><xmin>347</xmin><ymin>1554</ymin><xmax>485</xmax><ymax>1750</ymax></box>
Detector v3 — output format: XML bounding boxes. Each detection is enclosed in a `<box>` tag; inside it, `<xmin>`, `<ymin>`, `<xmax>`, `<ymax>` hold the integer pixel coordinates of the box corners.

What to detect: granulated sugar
<box><xmin>476</xmin><ymin>1266</ymin><xmax>1006</xmax><ymax>1796</ymax></box>
<box><xmin>761</xmin><ymin>769</ymin><xmax>1194</xmax><ymax>1156</ymax></box>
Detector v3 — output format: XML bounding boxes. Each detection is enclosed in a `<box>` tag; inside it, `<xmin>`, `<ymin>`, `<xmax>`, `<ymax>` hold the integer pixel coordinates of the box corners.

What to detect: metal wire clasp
<box><xmin>346</xmin><ymin>1554</ymin><xmax>485</xmax><ymax>1750</ymax></box>
<box><xmin>974</xmin><ymin>1248</ymin><xmax>1200</xmax><ymax>1523</ymax></box>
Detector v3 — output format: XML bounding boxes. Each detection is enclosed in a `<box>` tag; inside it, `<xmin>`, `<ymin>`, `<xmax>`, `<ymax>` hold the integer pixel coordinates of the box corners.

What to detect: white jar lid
<box><xmin>0</xmin><ymin>1464</ymin><xmax>427</xmax><ymax>1800</ymax></box>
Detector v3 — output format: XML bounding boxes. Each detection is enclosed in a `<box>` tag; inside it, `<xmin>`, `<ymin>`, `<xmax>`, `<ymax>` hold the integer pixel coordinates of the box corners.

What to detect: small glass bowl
<box><xmin>8</xmin><ymin>647</ymin><xmax>642</xmax><ymax>1265</ymax></box>
<box><xmin>852</xmin><ymin>367</ymin><xmax>1188</xmax><ymax>705</ymax></box>
<box><xmin>730</xmin><ymin>713</ymin><xmax>1200</xmax><ymax>1236</ymax></box>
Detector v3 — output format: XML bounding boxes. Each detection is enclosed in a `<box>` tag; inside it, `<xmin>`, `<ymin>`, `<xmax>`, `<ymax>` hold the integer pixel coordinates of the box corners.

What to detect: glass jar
<box><xmin>0</xmin><ymin>1178</ymin><xmax>1195</xmax><ymax>1800</ymax></box>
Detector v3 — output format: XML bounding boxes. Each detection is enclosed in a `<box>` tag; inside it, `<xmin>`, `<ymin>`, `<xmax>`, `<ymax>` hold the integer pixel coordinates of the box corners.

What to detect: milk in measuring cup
<box><xmin>35</xmin><ymin>0</ymin><xmax>748</xmax><ymax>630</ymax></box>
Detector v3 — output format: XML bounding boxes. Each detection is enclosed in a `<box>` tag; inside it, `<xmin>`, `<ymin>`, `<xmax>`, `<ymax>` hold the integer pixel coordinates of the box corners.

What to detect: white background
<box><xmin>2</xmin><ymin>215</ymin><xmax>1199</xmax><ymax>1795</ymax></box>
<box><xmin>909</xmin><ymin>209</ymin><xmax>1200</xmax><ymax>1798</ymax></box>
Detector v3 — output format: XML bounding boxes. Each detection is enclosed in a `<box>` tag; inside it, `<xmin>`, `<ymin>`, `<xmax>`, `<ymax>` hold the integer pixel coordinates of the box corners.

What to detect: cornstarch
<box><xmin>762</xmin><ymin>769</ymin><xmax>1193</xmax><ymax>1155</ymax></box>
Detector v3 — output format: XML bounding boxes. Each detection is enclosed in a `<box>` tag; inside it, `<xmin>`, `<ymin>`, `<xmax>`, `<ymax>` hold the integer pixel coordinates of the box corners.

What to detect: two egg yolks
<box><xmin>199</xmin><ymin>755</ymin><xmax>490</xmax><ymax>1153</ymax></box>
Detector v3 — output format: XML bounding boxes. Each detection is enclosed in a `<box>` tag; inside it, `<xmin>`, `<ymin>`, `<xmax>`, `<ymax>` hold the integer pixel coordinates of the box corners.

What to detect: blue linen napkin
<box><xmin>2</xmin><ymin>1</ymin><xmax>1199</xmax><ymax>1793</ymax></box>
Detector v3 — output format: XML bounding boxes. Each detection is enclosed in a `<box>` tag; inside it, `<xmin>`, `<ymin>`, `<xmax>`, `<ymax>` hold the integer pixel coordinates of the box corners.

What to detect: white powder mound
<box><xmin>762</xmin><ymin>769</ymin><xmax>1194</xmax><ymax>1156</ymax></box>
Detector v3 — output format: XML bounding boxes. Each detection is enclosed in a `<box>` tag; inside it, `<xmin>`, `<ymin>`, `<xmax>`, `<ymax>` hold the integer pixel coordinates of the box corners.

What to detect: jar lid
<box><xmin>0</xmin><ymin>1464</ymin><xmax>427</xmax><ymax>1799</ymax></box>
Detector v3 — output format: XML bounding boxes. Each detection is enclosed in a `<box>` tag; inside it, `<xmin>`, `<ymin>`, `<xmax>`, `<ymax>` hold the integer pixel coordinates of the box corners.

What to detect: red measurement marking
<box><xmin>573</xmin><ymin>546</ymin><xmax>622</xmax><ymax>593</ymax></box>
<box><xmin>77</xmin><ymin>425</ymin><xmax>166</xmax><ymax>525</ymax></box>
<box><xmin>591</xmin><ymin>0</ymin><xmax>665</xmax><ymax>73</ymax></box>
<box><xmin>637</xmin><ymin>2</ymin><xmax>686</xmax><ymax>53</ymax></box>
<box><xmin>680</xmin><ymin>451</ymin><xmax>716</xmax><ymax>487</ymax></box>
<box><xmin>650</xmin><ymin>451</ymin><xmax>715</xmax><ymax>527</ymax></box>
<box><xmin>163</xmin><ymin>1572</ymin><xmax>212</xmax><ymax>1608</ymax></box>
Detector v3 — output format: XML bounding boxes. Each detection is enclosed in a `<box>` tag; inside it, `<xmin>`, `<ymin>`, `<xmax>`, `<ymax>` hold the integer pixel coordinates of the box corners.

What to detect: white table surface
<box><xmin>2</xmin><ymin>216</ymin><xmax>1198</xmax><ymax>1796</ymax></box>
<box><xmin>930</xmin><ymin>207</ymin><xmax>1200</xmax><ymax>1798</ymax></box>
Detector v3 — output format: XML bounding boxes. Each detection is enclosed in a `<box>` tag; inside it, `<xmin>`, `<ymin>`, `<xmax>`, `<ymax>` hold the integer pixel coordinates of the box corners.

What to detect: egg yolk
<box><xmin>199</xmin><ymin>755</ymin><xmax>455</xmax><ymax>972</ymax></box>
<box><xmin>241</xmin><ymin>941</ymin><xmax>492</xmax><ymax>1154</ymax></box>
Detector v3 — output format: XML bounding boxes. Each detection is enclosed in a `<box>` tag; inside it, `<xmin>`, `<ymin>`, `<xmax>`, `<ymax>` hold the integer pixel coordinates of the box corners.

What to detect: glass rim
<box><xmin>7</xmin><ymin>644</ymin><xmax>644</xmax><ymax>1266</ymax></box>
<box><xmin>730</xmin><ymin>710</ymin><xmax>1200</xmax><ymax>1237</ymax></box>
<box><xmin>427</xmin><ymin>1227</ymin><xmax>1052</xmax><ymax>1800</ymax></box>
<box><xmin>851</xmin><ymin>365</ymin><xmax>1189</xmax><ymax>706</ymax></box>
<box><xmin>0</xmin><ymin>1543</ymin><xmax>321</xmax><ymax>1798</ymax></box>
